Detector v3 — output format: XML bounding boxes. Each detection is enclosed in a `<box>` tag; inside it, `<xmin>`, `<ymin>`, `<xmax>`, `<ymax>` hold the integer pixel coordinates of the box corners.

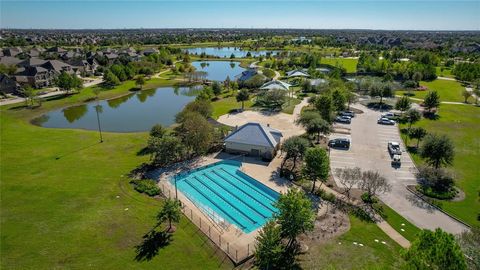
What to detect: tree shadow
<box><xmin>54</xmin><ymin>142</ymin><xmax>102</xmax><ymax>160</ymax></box>
<box><xmin>134</xmin><ymin>229</ymin><xmax>172</xmax><ymax>262</ymax></box>
<box><xmin>136</xmin><ymin>146</ymin><xmax>150</xmax><ymax>156</ymax></box>
<box><xmin>406</xmin><ymin>146</ymin><xmax>418</xmax><ymax>154</ymax></box>
<box><xmin>423</xmin><ymin>112</ymin><xmax>440</xmax><ymax>120</ymax></box>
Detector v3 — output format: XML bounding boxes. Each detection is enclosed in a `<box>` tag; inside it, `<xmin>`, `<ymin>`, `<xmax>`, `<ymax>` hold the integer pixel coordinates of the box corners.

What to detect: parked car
<box><xmin>328</xmin><ymin>138</ymin><xmax>351</xmax><ymax>149</ymax></box>
<box><xmin>340</xmin><ymin>111</ymin><xmax>355</xmax><ymax>118</ymax></box>
<box><xmin>391</xmin><ymin>154</ymin><xmax>401</xmax><ymax>166</ymax></box>
<box><xmin>335</xmin><ymin>116</ymin><xmax>351</xmax><ymax>124</ymax></box>
<box><xmin>381</xmin><ymin>112</ymin><xmax>396</xmax><ymax>120</ymax></box>
<box><xmin>377</xmin><ymin>117</ymin><xmax>395</xmax><ymax>125</ymax></box>
<box><xmin>388</xmin><ymin>141</ymin><xmax>402</xmax><ymax>155</ymax></box>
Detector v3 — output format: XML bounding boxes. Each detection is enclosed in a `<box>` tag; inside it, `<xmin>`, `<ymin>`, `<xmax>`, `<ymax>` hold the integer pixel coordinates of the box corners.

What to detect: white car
<box><xmin>377</xmin><ymin>117</ymin><xmax>395</xmax><ymax>125</ymax></box>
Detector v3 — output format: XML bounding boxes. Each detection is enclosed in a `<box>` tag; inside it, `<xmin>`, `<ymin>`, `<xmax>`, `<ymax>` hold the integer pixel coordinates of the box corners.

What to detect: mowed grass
<box><xmin>0</xmin><ymin>82</ymin><xmax>233</xmax><ymax>269</ymax></box>
<box><xmin>400</xmin><ymin>104</ymin><xmax>480</xmax><ymax>226</ymax></box>
<box><xmin>396</xmin><ymin>79</ymin><xmax>466</xmax><ymax>103</ymax></box>
<box><xmin>436</xmin><ymin>66</ymin><xmax>454</xmax><ymax>78</ymax></box>
<box><xmin>211</xmin><ymin>95</ymin><xmax>253</xmax><ymax>119</ymax></box>
<box><xmin>376</xmin><ymin>203</ymin><xmax>421</xmax><ymax>242</ymax></box>
<box><xmin>299</xmin><ymin>215</ymin><xmax>405</xmax><ymax>270</ymax></box>
<box><xmin>320</xmin><ymin>58</ymin><xmax>358</xmax><ymax>73</ymax></box>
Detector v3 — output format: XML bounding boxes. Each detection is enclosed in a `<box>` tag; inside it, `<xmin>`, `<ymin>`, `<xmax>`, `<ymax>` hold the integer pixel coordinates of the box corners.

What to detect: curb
<box><xmin>405</xmin><ymin>185</ymin><xmax>471</xmax><ymax>230</ymax></box>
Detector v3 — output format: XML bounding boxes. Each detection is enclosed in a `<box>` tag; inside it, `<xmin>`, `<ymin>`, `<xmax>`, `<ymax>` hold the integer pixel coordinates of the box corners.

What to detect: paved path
<box><xmin>395</xmin><ymin>95</ymin><xmax>468</xmax><ymax>105</ymax></box>
<box><xmin>437</xmin><ymin>76</ymin><xmax>456</xmax><ymax>81</ymax></box>
<box><xmin>329</xmin><ymin>105</ymin><xmax>469</xmax><ymax>235</ymax></box>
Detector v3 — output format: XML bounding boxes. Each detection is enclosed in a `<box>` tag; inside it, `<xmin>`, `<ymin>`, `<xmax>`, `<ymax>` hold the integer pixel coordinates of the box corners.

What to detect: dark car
<box><xmin>340</xmin><ymin>111</ymin><xmax>355</xmax><ymax>118</ymax></box>
<box><xmin>328</xmin><ymin>138</ymin><xmax>351</xmax><ymax>149</ymax></box>
<box><xmin>335</xmin><ymin>116</ymin><xmax>351</xmax><ymax>124</ymax></box>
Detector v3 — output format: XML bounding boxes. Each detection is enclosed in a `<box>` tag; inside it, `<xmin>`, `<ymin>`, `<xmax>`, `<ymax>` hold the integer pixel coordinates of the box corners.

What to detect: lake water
<box><xmin>191</xmin><ymin>61</ymin><xmax>245</xmax><ymax>81</ymax></box>
<box><xmin>186</xmin><ymin>47</ymin><xmax>278</xmax><ymax>58</ymax></box>
<box><xmin>34</xmin><ymin>86</ymin><xmax>200</xmax><ymax>132</ymax></box>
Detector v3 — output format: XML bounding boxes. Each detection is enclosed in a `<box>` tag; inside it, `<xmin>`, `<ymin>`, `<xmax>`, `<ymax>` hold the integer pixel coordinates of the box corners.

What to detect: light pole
<box><xmin>94</xmin><ymin>104</ymin><xmax>103</xmax><ymax>143</ymax></box>
<box><xmin>174</xmin><ymin>175</ymin><xmax>178</xmax><ymax>200</ymax></box>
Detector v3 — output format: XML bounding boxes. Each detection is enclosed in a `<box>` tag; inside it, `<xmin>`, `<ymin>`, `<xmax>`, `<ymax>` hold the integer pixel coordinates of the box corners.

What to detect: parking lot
<box><xmin>329</xmin><ymin>105</ymin><xmax>468</xmax><ymax>234</ymax></box>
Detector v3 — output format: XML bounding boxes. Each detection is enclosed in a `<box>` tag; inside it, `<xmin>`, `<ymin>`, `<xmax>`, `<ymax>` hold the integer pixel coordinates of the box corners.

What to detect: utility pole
<box><xmin>95</xmin><ymin>104</ymin><xmax>103</xmax><ymax>143</ymax></box>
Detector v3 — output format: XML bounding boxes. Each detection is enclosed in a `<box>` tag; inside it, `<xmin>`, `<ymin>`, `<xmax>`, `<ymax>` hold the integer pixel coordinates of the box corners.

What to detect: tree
<box><xmin>403</xmin><ymin>228</ymin><xmax>467</xmax><ymax>270</ymax></box>
<box><xmin>148</xmin><ymin>135</ymin><xmax>186</xmax><ymax>166</ymax></box>
<box><xmin>274</xmin><ymin>188</ymin><xmax>315</xmax><ymax>249</ymax></box>
<box><xmin>150</xmin><ymin>124</ymin><xmax>166</xmax><ymax>138</ymax></box>
<box><xmin>257</xmin><ymin>89</ymin><xmax>286</xmax><ymax>110</ymax></box>
<box><xmin>135</xmin><ymin>75</ymin><xmax>146</xmax><ymax>90</ymax></box>
<box><xmin>456</xmin><ymin>227</ymin><xmax>480</xmax><ymax>270</ymax></box>
<box><xmin>335</xmin><ymin>167</ymin><xmax>361</xmax><ymax>200</ymax></box>
<box><xmin>157</xmin><ymin>198</ymin><xmax>182</xmax><ymax>232</ymax></box>
<box><xmin>415</xmin><ymin>165</ymin><xmax>455</xmax><ymax>195</ymax></box>
<box><xmin>412</xmin><ymin>72</ymin><xmax>423</xmax><ymax>86</ymax></box>
<box><xmin>305</xmin><ymin>117</ymin><xmax>331</xmax><ymax>143</ymax></box>
<box><xmin>359</xmin><ymin>170</ymin><xmax>391</xmax><ymax>204</ymax></box>
<box><xmin>409</xmin><ymin>127</ymin><xmax>427</xmax><ymax>148</ymax></box>
<box><xmin>303</xmin><ymin>147</ymin><xmax>329</xmax><ymax>193</ymax></box>
<box><xmin>55</xmin><ymin>72</ymin><xmax>83</xmax><ymax>93</ymax></box>
<box><xmin>462</xmin><ymin>90</ymin><xmax>472</xmax><ymax>103</ymax></box>
<box><xmin>212</xmin><ymin>81</ymin><xmax>222</xmax><ymax>97</ymax></box>
<box><xmin>103</xmin><ymin>69</ymin><xmax>120</xmax><ymax>87</ymax></box>
<box><xmin>21</xmin><ymin>86</ymin><xmax>40</xmax><ymax>108</ymax></box>
<box><xmin>177</xmin><ymin>99</ymin><xmax>213</xmax><ymax>120</ymax></box>
<box><xmin>254</xmin><ymin>221</ymin><xmax>284</xmax><ymax>270</ymax></box>
<box><xmin>395</xmin><ymin>96</ymin><xmax>412</xmax><ymax>114</ymax></box>
<box><xmin>346</xmin><ymin>90</ymin><xmax>358</xmax><ymax>110</ymax></box>
<box><xmin>236</xmin><ymin>89</ymin><xmax>250</xmax><ymax>110</ymax></box>
<box><xmin>92</xmin><ymin>87</ymin><xmax>101</xmax><ymax>99</ymax></box>
<box><xmin>280</xmin><ymin>136</ymin><xmax>309</xmax><ymax>175</ymax></box>
<box><xmin>331</xmin><ymin>88</ymin><xmax>346</xmax><ymax>112</ymax></box>
<box><xmin>176</xmin><ymin>111</ymin><xmax>213</xmax><ymax>157</ymax></box>
<box><xmin>423</xmin><ymin>90</ymin><xmax>441</xmax><ymax>113</ymax></box>
<box><xmin>315</xmin><ymin>94</ymin><xmax>333</xmax><ymax>122</ymax></box>
<box><xmin>405</xmin><ymin>109</ymin><xmax>421</xmax><ymax>131</ymax></box>
<box><xmin>420</xmin><ymin>134</ymin><xmax>455</xmax><ymax>169</ymax></box>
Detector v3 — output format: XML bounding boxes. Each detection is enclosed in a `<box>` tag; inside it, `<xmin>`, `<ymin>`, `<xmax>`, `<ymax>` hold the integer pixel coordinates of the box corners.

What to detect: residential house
<box><xmin>14</xmin><ymin>66</ymin><xmax>54</xmax><ymax>88</ymax></box>
<box><xmin>0</xmin><ymin>74</ymin><xmax>20</xmax><ymax>94</ymax></box>
<box><xmin>259</xmin><ymin>80</ymin><xmax>292</xmax><ymax>91</ymax></box>
<box><xmin>224</xmin><ymin>122</ymin><xmax>283</xmax><ymax>160</ymax></box>
<box><xmin>28</xmin><ymin>47</ymin><xmax>46</xmax><ymax>58</ymax></box>
<box><xmin>68</xmin><ymin>59</ymin><xmax>98</xmax><ymax>76</ymax></box>
<box><xmin>42</xmin><ymin>60</ymin><xmax>73</xmax><ymax>74</ymax></box>
<box><xmin>142</xmin><ymin>48</ymin><xmax>159</xmax><ymax>56</ymax></box>
<box><xmin>0</xmin><ymin>56</ymin><xmax>23</xmax><ymax>67</ymax></box>
<box><xmin>2</xmin><ymin>47</ymin><xmax>23</xmax><ymax>57</ymax></box>
<box><xmin>235</xmin><ymin>68</ymin><xmax>264</xmax><ymax>82</ymax></box>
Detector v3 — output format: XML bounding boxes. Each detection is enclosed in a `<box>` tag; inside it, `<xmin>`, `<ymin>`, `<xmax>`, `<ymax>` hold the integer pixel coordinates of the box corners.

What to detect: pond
<box><xmin>34</xmin><ymin>86</ymin><xmax>201</xmax><ymax>132</ymax></box>
<box><xmin>191</xmin><ymin>61</ymin><xmax>245</xmax><ymax>81</ymax></box>
<box><xmin>185</xmin><ymin>47</ymin><xmax>279</xmax><ymax>58</ymax></box>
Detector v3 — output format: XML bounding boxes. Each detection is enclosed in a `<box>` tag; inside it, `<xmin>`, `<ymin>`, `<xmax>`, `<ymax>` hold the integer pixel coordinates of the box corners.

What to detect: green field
<box><xmin>320</xmin><ymin>58</ymin><xmax>358</xmax><ymax>73</ymax></box>
<box><xmin>396</xmin><ymin>79</ymin><xmax>467</xmax><ymax>103</ymax></box>
<box><xmin>376</xmin><ymin>203</ymin><xmax>421</xmax><ymax>242</ymax></box>
<box><xmin>211</xmin><ymin>95</ymin><xmax>253</xmax><ymax>119</ymax></box>
<box><xmin>400</xmin><ymin>104</ymin><xmax>480</xmax><ymax>226</ymax></box>
<box><xmin>436</xmin><ymin>66</ymin><xmax>454</xmax><ymax>78</ymax></box>
<box><xmin>299</xmin><ymin>215</ymin><xmax>404</xmax><ymax>269</ymax></box>
<box><xmin>0</xmin><ymin>81</ymin><xmax>233</xmax><ymax>269</ymax></box>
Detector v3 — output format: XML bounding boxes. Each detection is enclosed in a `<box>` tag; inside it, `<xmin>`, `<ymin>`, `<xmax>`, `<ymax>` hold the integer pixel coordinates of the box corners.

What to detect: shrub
<box><xmin>361</xmin><ymin>192</ymin><xmax>377</xmax><ymax>204</ymax></box>
<box><xmin>415</xmin><ymin>166</ymin><xmax>457</xmax><ymax>200</ymax></box>
<box><xmin>130</xmin><ymin>179</ymin><xmax>160</xmax><ymax>196</ymax></box>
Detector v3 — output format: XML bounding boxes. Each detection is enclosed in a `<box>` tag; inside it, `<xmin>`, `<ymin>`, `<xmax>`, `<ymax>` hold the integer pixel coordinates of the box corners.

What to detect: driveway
<box><xmin>329</xmin><ymin>105</ymin><xmax>468</xmax><ymax>234</ymax></box>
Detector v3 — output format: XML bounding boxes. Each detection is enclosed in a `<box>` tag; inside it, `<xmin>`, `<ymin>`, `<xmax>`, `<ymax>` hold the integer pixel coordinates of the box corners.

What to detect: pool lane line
<box><xmin>218</xmin><ymin>168</ymin><xmax>277</xmax><ymax>203</ymax></box>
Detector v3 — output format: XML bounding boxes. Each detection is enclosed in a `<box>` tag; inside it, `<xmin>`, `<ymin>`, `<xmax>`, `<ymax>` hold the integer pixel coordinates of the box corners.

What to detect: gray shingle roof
<box><xmin>259</xmin><ymin>80</ymin><xmax>291</xmax><ymax>91</ymax></box>
<box><xmin>224</xmin><ymin>122</ymin><xmax>282</xmax><ymax>148</ymax></box>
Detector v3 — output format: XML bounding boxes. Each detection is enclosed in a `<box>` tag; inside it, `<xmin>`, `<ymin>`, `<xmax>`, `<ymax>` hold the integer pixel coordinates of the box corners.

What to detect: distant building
<box><xmin>68</xmin><ymin>59</ymin><xmax>98</xmax><ymax>75</ymax></box>
<box><xmin>310</xmin><ymin>78</ymin><xmax>327</xmax><ymax>87</ymax></box>
<box><xmin>286</xmin><ymin>69</ymin><xmax>310</xmax><ymax>78</ymax></box>
<box><xmin>2</xmin><ymin>47</ymin><xmax>22</xmax><ymax>57</ymax></box>
<box><xmin>235</xmin><ymin>68</ymin><xmax>262</xmax><ymax>82</ymax></box>
<box><xmin>224</xmin><ymin>122</ymin><xmax>283</xmax><ymax>160</ymax></box>
<box><xmin>259</xmin><ymin>80</ymin><xmax>292</xmax><ymax>91</ymax></box>
<box><xmin>14</xmin><ymin>66</ymin><xmax>54</xmax><ymax>88</ymax></box>
<box><xmin>142</xmin><ymin>48</ymin><xmax>159</xmax><ymax>56</ymax></box>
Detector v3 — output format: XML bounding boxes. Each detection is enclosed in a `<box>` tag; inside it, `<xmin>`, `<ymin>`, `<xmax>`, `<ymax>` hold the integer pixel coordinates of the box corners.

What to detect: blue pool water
<box><xmin>172</xmin><ymin>160</ymin><xmax>279</xmax><ymax>233</ymax></box>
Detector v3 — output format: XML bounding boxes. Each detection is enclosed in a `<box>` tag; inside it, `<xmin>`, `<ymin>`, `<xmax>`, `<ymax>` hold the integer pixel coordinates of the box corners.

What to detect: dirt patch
<box><xmin>299</xmin><ymin>205</ymin><xmax>350</xmax><ymax>248</ymax></box>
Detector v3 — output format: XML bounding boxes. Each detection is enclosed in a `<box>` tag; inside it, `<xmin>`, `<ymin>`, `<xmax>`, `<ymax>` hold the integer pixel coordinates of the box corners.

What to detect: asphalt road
<box><xmin>329</xmin><ymin>105</ymin><xmax>469</xmax><ymax>235</ymax></box>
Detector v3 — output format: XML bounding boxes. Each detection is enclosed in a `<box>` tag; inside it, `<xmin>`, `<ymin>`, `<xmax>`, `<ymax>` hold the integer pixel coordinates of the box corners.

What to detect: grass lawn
<box><xmin>399</xmin><ymin>104</ymin><xmax>480</xmax><ymax>226</ymax></box>
<box><xmin>436</xmin><ymin>66</ymin><xmax>454</xmax><ymax>78</ymax></box>
<box><xmin>299</xmin><ymin>215</ymin><xmax>405</xmax><ymax>269</ymax></box>
<box><xmin>211</xmin><ymin>95</ymin><xmax>253</xmax><ymax>119</ymax></box>
<box><xmin>320</xmin><ymin>58</ymin><xmax>358</xmax><ymax>73</ymax></box>
<box><xmin>375</xmin><ymin>203</ymin><xmax>421</xmax><ymax>242</ymax></box>
<box><xmin>396</xmin><ymin>79</ymin><xmax>467</xmax><ymax>103</ymax></box>
<box><xmin>282</xmin><ymin>97</ymin><xmax>301</xmax><ymax>114</ymax></box>
<box><xmin>0</xmin><ymin>80</ymin><xmax>233</xmax><ymax>269</ymax></box>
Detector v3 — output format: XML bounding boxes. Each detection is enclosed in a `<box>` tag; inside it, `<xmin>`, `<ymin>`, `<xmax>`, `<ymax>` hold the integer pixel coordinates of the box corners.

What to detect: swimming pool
<box><xmin>171</xmin><ymin>160</ymin><xmax>279</xmax><ymax>233</ymax></box>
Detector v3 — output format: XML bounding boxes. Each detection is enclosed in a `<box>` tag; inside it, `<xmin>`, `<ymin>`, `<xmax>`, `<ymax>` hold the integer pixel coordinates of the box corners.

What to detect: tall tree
<box><xmin>420</xmin><ymin>134</ymin><xmax>455</xmax><ymax>169</ymax></box>
<box><xmin>403</xmin><ymin>228</ymin><xmax>467</xmax><ymax>270</ymax></box>
<box><xmin>303</xmin><ymin>147</ymin><xmax>329</xmax><ymax>193</ymax></box>
<box><xmin>409</xmin><ymin>127</ymin><xmax>427</xmax><ymax>148</ymax></box>
<box><xmin>359</xmin><ymin>170</ymin><xmax>392</xmax><ymax>204</ymax></box>
<box><xmin>212</xmin><ymin>81</ymin><xmax>222</xmax><ymax>97</ymax></box>
<box><xmin>176</xmin><ymin>111</ymin><xmax>213</xmax><ymax>157</ymax></box>
<box><xmin>423</xmin><ymin>90</ymin><xmax>441</xmax><ymax>113</ymax></box>
<box><xmin>156</xmin><ymin>198</ymin><xmax>182</xmax><ymax>232</ymax></box>
<box><xmin>315</xmin><ymin>94</ymin><xmax>333</xmax><ymax>122</ymax></box>
<box><xmin>456</xmin><ymin>227</ymin><xmax>480</xmax><ymax>270</ymax></box>
<box><xmin>462</xmin><ymin>89</ymin><xmax>472</xmax><ymax>103</ymax></box>
<box><xmin>280</xmin><ymin>136</ymin><xmax>309</xmax><ymax>175</ymax></box>
<box><xmin>135</xmin><ymin>75</ymin><xmax>146</xmax><ymax>90</ymax></box>
<box><xmin>254</xmin><ymin>221</ymin><xmax>284</xmax><ymax>270</ymax></box>
<box><xmin>395</xmin><ymin>96</ymin><xmax>412</xmax><ymax>114</ymax></box>
<box><xmin>335</xmin><ymin>167</ymin><xmax>361</xmax><ymax>200</ymax></box>
<box><xmin>405</xmin><ymin>109</ymin><xmax>421</xmax><ymax>131</ymax></box>
<box><xmin>274</xmin><ymin>188</ymin><xmax>315</xmax><ymax>249</ymax></box>
<box><xmin>236</xmin><ymin>89</ymin><xmax>250</xmax><ymax>110</ymax></box>
<box><xmin>305</xmin><ymin>117</ymin><xmax>331</xmax><ymax>143</ymax></box>
<box><xmin>331</xmin><ymin>88</ymin><xmax>346</xmax><ymax>112</ymax></box>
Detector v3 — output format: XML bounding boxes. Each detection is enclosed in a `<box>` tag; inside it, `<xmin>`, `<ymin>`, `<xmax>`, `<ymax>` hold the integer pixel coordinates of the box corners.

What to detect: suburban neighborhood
<box><xmin>1</xmin><ymin>1</ymin><xmax>479</xmax><ymax>270</ymax></box>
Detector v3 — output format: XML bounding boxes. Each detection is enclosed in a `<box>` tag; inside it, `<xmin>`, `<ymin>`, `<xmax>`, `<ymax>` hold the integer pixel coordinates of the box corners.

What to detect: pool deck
<box><xmin>156</xmin><ymin>151</ymin><xmax>291</xmax><ymax>264</ymax></box>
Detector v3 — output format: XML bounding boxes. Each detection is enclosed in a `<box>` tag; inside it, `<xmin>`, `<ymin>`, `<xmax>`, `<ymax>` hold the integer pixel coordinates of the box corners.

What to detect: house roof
<box><xmin>224</xmin><ymin>122</ymin><xmax>282</xmax><ymax>148</ymax></box>
<box><xmin>43</xmin><ymin>60</ymin><xmax>71</xmax><ymax>72</ymax></box>
<box><xmin>259</xmin><ymin>80</ymin><xmax>291</xmax><ymax>91</ymax></box>
<box><xmin>235</xmin><ymin>69</ymin><xmax>259</xmax><ymax>82</ymax></box>
<box><xmin>19</xmin><ymin>58</ymin><xmax>47</xmax><ymax>67</ymax></box>
<box><xmin>0</xmin><ymin>56</ymin><xmax>22</xmax><ymax>66</ymax></box>
<box><xmin>286</xmin><ymin>70</ymin><xmax>310</xmax><ymax>78</ymax></box>
<box><xmin>310</xmin><ymin>78</ymin><xmax>327</xmax><ymax>86</ymax></box>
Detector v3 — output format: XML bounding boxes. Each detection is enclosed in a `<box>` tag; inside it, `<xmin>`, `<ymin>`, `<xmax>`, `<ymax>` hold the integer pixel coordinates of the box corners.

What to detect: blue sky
<box><xmin>1</xmin><ymin>1</ymin><xmax>479</xmax><ymax>30</ymax></box>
